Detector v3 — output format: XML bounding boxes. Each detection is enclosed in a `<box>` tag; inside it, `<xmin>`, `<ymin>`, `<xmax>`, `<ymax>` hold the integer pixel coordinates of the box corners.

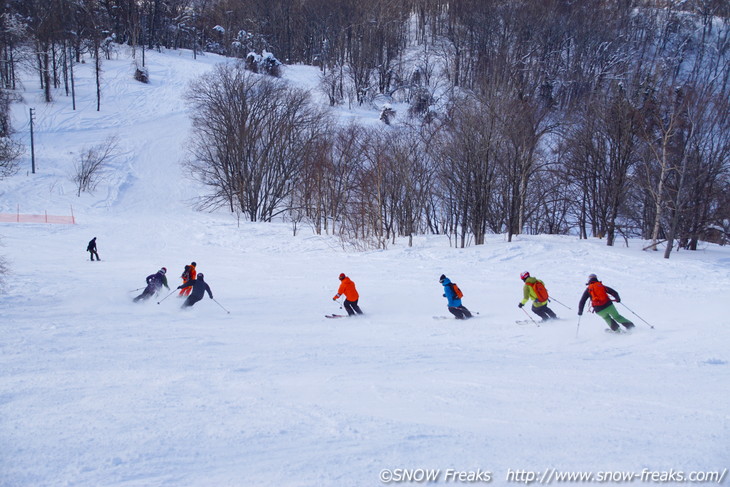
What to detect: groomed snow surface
<box><xmin>1</xmin><ymin>48</ymin><xmax>728</xmax><ymax>487</ymax></box>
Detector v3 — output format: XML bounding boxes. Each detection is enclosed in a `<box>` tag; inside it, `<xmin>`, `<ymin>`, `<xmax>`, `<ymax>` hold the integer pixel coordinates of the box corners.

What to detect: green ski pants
<box><xmin>595</xmin><ymin>303</ymin><xmax>632</xmax><ymax>327</ymax></box>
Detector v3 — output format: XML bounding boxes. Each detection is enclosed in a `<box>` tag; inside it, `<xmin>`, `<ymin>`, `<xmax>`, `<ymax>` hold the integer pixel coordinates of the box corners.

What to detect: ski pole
<box><xmin>617</xmin><ymin>302</ymin><xmax>654</xmax><ymax>329</ymax></box>
<box><xmin>333</xmin><ymin>297</ymin><xmax>343</xmax><ymax>309</ymax></box>
<box><xmin>212</xmin><ymin>298</ymin><xmax>230</xmax><ymax>314</ymax></box>
<box><xmin>549</xmin><ymin>297</ymin><xmax>572</xmax><ymax>310</ymax></box>
<box><xmin>157</xmin><ymin>289</ymin><xmax>176</xmax><ymax>304</ymax></box>
<box><xmin>129</xmin><ymin>287</ymin><xmax>144</xmax><ymax>292</ymax></box>
<box><xmin>521</xmin><ymin>307</ymin><xmax>540</xmax><ymax>327</ymax></box>
<box><xmin>576</xmin><ymin>315</ymin><xmax>582</xmax><ymax>337</ymax></box>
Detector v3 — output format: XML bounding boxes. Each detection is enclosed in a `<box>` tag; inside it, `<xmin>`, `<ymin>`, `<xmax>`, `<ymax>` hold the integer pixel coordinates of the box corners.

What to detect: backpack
<box><xmin>531</xmin><ymin>280</ymin><xmax>549</xmax><ymax>302</ymax></box>
<box><xmin>588</xmin><ymin>281</ymin><xmax>610</xmax><ymax>307</ymax></box>
<box><xmin>450</xmin><ymin>282</ymin><xmax>464</xmax><ymax>299</ymax></box>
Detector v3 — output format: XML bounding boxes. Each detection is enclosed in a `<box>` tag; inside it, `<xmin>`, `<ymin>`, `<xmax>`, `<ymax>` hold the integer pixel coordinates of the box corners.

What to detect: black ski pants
<box><xmin>182</xmin><ymin>295</ymin><xmax>203</xmax><ymax>308</ymax></box>
<box><xmin>133</xmin><ymin>285</ymin><xmax>157</xmax><ymax>302</ymax></box>
<box><xmin>532</xmin><ymin>303</ymin><xmax>557</xmax><ymax>321</ymax></box>
<box><xmin>449</xmin><ymin>306</ymin><xmax>472</xmax><ymax>319</ymax></box>
<box><xmin>344</xmin><ymin>299</ymin><xmax>363</xmax><ymax>316</ymax></box>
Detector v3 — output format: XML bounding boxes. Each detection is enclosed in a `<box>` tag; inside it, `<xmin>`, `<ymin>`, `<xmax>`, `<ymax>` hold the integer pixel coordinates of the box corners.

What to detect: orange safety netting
<box><xmin>0</xmin><ymin>213</ymin><xmax>76</xmax><ymax>224</ymax></box>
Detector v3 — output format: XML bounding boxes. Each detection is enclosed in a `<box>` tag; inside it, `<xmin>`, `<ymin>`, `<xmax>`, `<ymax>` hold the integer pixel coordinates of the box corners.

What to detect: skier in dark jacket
<box><xmin>133</xmin><ymin>267</ymin><xmax>169</xmax><ymax>302</ymax></box>
<box><xmin>178</xmin><ymin>273</ymin><xmax>213</xmax><ymax>308</ymax></box>
<box><xmin>440</xmin><ymin>274</ymin><xmax>472</xmax><ymax>319</ymax></box>
<box><xmin>578</xmin><ymin>274</ymin><xmax>634</xmax><ymax>332</ymax></box>
<box><xmin>86</xmin><ymin>237</ymin><xmax>100</xmax><ymax>261</ymax></box>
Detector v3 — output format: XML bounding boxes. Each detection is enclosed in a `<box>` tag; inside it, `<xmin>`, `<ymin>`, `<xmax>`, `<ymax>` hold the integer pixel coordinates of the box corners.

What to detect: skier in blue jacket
<box><xmin>440</xmin><ymin>274</ymin><xmax>472</xmax><ymax>319</ymax></box>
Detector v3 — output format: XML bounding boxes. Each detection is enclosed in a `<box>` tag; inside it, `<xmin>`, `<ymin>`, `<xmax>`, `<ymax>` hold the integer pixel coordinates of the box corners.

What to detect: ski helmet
<box><xmin>161</xmin><ymin>267</ymin><xmax>167</xmax><ymax>273</ymax></box>
<box><xmin>520</xmin><ymin>271</ymin><xmax>530</xmax><ymax>280</ymax></box>
<box><xmin>439</xmin><ymin>274</ymin><xmax>446</xmax><ymax>283</ymax></box>
<box><xmin>191</xmin><ymin>262</ymin><xmax>197</xmax><ymax>266</ymax></box>
<box><xmin>198</xmin><ymin>273</ymin><xmax>204</xmax><ymax>279</ymax></box>
<box><xmin>587</xmin><ymin>273</ymin><xmax>597</xmax><ymax>283</ymax></box>
<box><xmin>339</xmin><ymin>273</ymin><xmax>346</xmax><ymax>280</ymax></box>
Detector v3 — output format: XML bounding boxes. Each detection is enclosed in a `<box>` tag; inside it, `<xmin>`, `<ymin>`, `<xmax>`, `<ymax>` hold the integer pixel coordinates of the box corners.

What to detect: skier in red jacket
<box><xmin>333</xmin><ymin>273</ymin><xmax>363</xmax><ymax>316</ymax></box>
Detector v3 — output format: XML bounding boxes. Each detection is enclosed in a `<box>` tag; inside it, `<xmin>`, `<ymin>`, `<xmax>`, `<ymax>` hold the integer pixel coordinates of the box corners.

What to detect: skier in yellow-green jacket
<box><xmin>518</xmin><ymin>271</ymin><xmax>557</xmax><ymax>322</ymax></box>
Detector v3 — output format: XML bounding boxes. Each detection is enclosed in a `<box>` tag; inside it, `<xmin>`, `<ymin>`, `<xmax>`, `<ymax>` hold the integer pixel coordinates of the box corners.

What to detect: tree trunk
<box><xmin>649</xmin><ymin>153</ymin><xmax>669</xmax><ymax>251</ymax></box>
<box><xmin>649</xmin><ymin>188</ymin><xmax>664</xmax><ymax>250</ymax></box>
<box><xmin>664</xmin><ymin>152</ymin><xmax>689</xmax><ymax>259</ymax></box>
<box><xmin>94</xmin><ymin>40</ymin><xmax>101</xmax><ymax>111</ymax></box>
<box><xmin>69</xmin><ymin>46</ymin><xmax>76</xmax><ymax>110</ymax></box>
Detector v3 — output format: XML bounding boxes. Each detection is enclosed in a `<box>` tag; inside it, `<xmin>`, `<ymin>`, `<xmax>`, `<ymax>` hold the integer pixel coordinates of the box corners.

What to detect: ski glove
<box><xmin>518</xmin><ymin>303</ymin><xmax>524</xmax><ymax>308</ymax></box>
<box><xmin>578</xmin><ymin>311</ymin><xmax>583</xmax><ymax>316</ymax></box>
<box><xmin>615</xmin><ymin>297</ymin><xmax>621</xmax><ymax>303</ymax></box>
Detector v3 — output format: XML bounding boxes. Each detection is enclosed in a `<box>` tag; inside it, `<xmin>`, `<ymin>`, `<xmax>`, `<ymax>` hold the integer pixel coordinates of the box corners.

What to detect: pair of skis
<box><xmin>605</xmin><ymin>327</ymin><xmax>633</xmax><ymax>334</ymax></box>
<box><xmin>514</xmin><ymin>317</ymin><xmax>563</xmax><ymax>325</ymax></box>
<box><xmin>432</xmin><ymin>314</ymin><xmax>481</xmax><ymax>320</ymax></box>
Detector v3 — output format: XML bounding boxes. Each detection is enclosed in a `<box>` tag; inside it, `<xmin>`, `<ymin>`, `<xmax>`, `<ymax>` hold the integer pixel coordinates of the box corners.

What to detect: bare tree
<box><xmin>496</xmin><ymin>97</ymin><xmax>556</xmax><ymax>242</ymax></box>
<box><xmin>319</xmin><ymin>65</ymin><xmax>345</xmax><ymax>107</ymax></box>
<box><xmin>0</xmin><ymin>10</ymin><xmax>28</xmax><ymax>90</ymax></box>
<box><xmin>431</xmin><ymin>94</ymin><xmax>502</xmax><ymax>247</ymax></box>
<box><xmin>638</xmin><ymin>83</ymin><xmax>692</xmax><ymax>252</ymax></box>
<box><xmin>562</xmin><ymin>82</ymin><xmax>642</xmax><ymax>245</ymax></box>
<box><xmin>72</xmin><ymin>136</ymin><xmax>119</xmax><ymax>196</ymax></box>
<box><xmin>661</xmin><ymin>85</ymin><xmax>730</xmax><ymax>256</ymax></box>
<box><xmin>294</xmin><ymin>123</ymin><xmax>368</xmax><ymax>236</ymax></box>
<box><xmin>0</xmin><ymin>136</ymin><xmax>22</xmax><ymax>179</ymax></box>
<box><xmin>186</xmin><ymin>64</ymin><xmax>325</xmax><ymax>221</ymax></box>
<box><xmin>0</xmin><ymin>88</ymin><xmax>23</xmax><ymax>178</ymax></box>
<box><xmin>15</xmin><ymin>0</ymin><xmax>59</xmax><ymax>102</ymax></box>
<box><xmin>386</xmin><ymin>127</ymin><xmax>435</xmax><ymax>246</ymax></box>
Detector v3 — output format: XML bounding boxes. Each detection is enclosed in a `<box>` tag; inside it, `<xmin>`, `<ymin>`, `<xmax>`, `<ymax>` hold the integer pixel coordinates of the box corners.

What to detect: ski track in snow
<box><xmin>1</xmin><ymin>47</ymin><xmax>729</xmax><ymax>487</ymax></box>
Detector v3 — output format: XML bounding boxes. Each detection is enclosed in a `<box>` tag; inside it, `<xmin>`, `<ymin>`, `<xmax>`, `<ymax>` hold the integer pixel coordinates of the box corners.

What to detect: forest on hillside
<box><xmin>1</xmin><ymin>0</ymin><xmax>729</xmax><ymax>256</ymax></box>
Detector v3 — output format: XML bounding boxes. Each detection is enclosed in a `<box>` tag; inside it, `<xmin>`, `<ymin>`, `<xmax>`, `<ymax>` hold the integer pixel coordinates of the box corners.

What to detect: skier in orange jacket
<box><xmin>333</xmin><ymin>273</ymin><xmax>363</xmax><ymax>316</ymax></box>
<box><xmin>179</xmin><ymin>262</ymin><xmax>197</xmax><ymax>297</ymax></box>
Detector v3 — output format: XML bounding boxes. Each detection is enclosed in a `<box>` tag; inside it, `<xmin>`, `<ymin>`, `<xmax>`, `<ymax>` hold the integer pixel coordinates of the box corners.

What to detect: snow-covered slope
<box><xmin>1</xmin><ymin>48</ymin><xmax>728</xmax><ymax>487</ymax></box>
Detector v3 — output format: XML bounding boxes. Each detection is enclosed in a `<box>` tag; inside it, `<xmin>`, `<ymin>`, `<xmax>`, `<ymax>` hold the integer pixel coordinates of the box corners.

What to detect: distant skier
<box><xmin>333</xmin><ymin>273</ymin><xmax>363</xmax><ymax>316</ymax></box>
<box><xmin>178</xmin><ymin>262</ymin><xmax>197</xmax><ymax>297</ymax></box>
<box><xmin>518</xmin><ymin>271</ymin><xmax>557</xmax><ymax>321</ymax></box>
<box><xmin>86</xmin><ymin>237</ymin><xmax>100</xmax><ymax>261</ymax></box>
<box><xmin>133</xmin><ymin>267</ymin><xmax>169</xmax><ymax>302</ymax></box>
<box><xmin>577</xmin><ymin>274</ymin><xmax>634</xmax><ymax>332</ymax></box>
<box><xmin>439</xmin><ymin>274</ymin><xmax>472</xmax><ymax>319</ymax></box>
<box><xmin>178</xmin><ymin>272</ymin><xmax>213</xmax><ymax>308</ymax></box>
